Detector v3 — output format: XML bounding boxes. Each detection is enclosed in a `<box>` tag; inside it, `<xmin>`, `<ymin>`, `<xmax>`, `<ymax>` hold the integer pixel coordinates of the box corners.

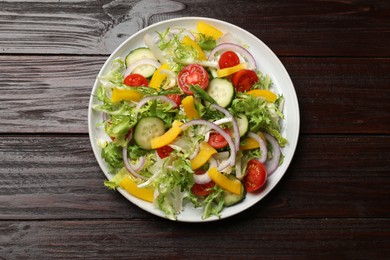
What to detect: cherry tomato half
<box><xmin>157</xmin><ymin>145</ymin><xmax>174</xmax><ymax>159</ymax></box>
<box><xmin>208</xmin><ymin>128</ymin><xmax>232</xmax><ymax>149</ymax></box>
<box><xmin>178</xmin><ymin>64</ymin><xmax>209</xmax><ymax>95</ymax></box>
<box><xmin>124</xmin><ymin>73</ymin><xmax>148</xmax><ymax>87</ymax></box>
<box><xmin>232</xmin><ymin>69</ymin><xmax>259</xmax><ymax>92</ymax></box>
<box><xmin>219</xmin><ymin>51</ymin><xmax>240</xmax><ymax>69</ymax></box>
<box><xmin>191</xmin><ymin>170</ymin><xmax>215</xmax><ymax>196</ymax></box>
<box><xmin>166</xmin><ymin>94</ymin><xmax>181</xmax><ymax>107</ymax></box>
<box><xmin>244</xmin><ymin>159</ymin><xmax>267</xmax><ymax>192</ymax></box>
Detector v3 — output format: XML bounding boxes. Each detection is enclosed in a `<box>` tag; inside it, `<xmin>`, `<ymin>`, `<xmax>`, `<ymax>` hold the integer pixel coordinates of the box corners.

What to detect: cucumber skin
<box><xmin>223</xmin><ymin>178</ymin><xmax>246</xmax><ymax>207</ymax></box>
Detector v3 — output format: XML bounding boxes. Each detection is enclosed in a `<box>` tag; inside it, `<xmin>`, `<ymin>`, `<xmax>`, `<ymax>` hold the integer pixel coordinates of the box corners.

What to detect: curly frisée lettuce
<box><xmin>93</xmin><ymin>21</ymin><xmax>288</xmax><ymax>220</ymax></box>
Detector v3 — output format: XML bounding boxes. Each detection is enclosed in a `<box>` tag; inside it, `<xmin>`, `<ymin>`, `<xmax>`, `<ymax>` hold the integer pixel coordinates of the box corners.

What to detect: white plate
<box><xmin>88</xmin><ymin>17</ymin><xmax>300</xmax><ymax>222</ymax></box>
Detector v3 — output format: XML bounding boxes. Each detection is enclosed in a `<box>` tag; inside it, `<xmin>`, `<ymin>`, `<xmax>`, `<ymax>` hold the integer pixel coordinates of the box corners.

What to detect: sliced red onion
<box><xmin>213</xmin><ymin>117</ymin><xmax>233</xmax><ymax>125</ymax></box>
<box><xmin>174</xmin><ymin>58</ymin><xmax>218</xmax><ymax>68</ymax></box>
<box><xmin>159</xmin><ymin>69</ymin><xmax>176</xmax><ymax>89</ymax></box>
<box><xmin>122</xmin><ymin>146</ymin><xmax>146</xmax><ymax>179</ymax></box>
<box><xmin>124</xmin><ymin>58</ymin><xmax>161</xmax><ymax>77</ymax></box>
<box><xmin>144</xmin><ymin>33</ymin><xmax>167</xmax><ymax>63</ymax></box>
<box><xmin>213</xmin><ymin>151</ymin><xmax>230</xmax><ymax>161</ymax></box>
<box><xmin>131</xmin><ymin>156</ymin><xmax>146</xmax><ymax>172</ymax></box>
<box><xmin>170</xmin><ymin>28</ymin><xmax>196</xmax><ymax>41</ymax></box>
<box><xmin>189</xmin><ymin>143</ymin><xmax>200</xmax><ymax>160</ymax></box>
<box><xmin>216</xmin><ymin>32</ymin><xmax>239</xmax><ymax>45</ymax></box>
<box><xmin>211</xmin><ymin>104</ymin><xmax>240</xmax><ymax>152</ymax></box>
<box><xmin>248</xmin><ymin>132</ymin><xmax>268</xmax><ymax>163</ymax></box>
<box><xmin>235</xmin><ymin>153</ymin><xmax>243</xmax><ymax>180</ymax></box>
<box><xmin>208</xmin><ymin>43</ymin><xmax>257</xmax><ymax>70</ymax></box>
<box><xmin>193</xmin><ymin>158</ymin><xmax>217</xmax><ymax>184</ymax></box>
<box><xmin>180</xmin><ymin>119</ymin><xmax>236</xmax><ymax>171</ymax></box>
<box><xmin>135</xmin><ymin>95</ymin><xmax>178</xmax><ymax>111</ymax></box>
<box><xmin>137</xmin><ymin>165</ymin><xmax>160</xmax><ymax>188</ymax></box>
<box><xmin>264</xmin><ymin>133</ymin><xmax>281</xmax><ymax>176</ymax></box>
<box><xmin>102</xmin><ymin>112</ymin><xmax>109</xmax><ymax>122</ymax></box>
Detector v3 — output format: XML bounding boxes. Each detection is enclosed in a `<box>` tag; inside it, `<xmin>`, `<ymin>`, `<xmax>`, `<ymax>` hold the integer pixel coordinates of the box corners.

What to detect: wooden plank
<box><xmin>0</xmin><ymin>219</ymin><xmax>389</xmax><ymax>259</ymax></box>
<box><xmin>0</xmin><ymin>135</ymin><xmax>389</xmax><ymax>220</ymax></box>
<box><xmin>0</xmin><ymin>0</ymin><xmax>389</xmax><ymax>56</ymax></box>
<box><xmin>1</xmin><ymin>56</ymin><xmax>389</xmax><ymax>134</ymax></box>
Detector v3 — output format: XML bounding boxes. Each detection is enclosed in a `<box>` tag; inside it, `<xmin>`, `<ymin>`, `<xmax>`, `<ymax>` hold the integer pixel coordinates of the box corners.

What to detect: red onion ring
<box><xmin>180</xmin><ymin>119</ymin><xmax>236</xmax><ymax>171</ymax></box>
<box><xmin>208</xmin><ymin>43</ymin><xmax>257</xmax><ymax>70</ymax></box>
<box><xmin>189</xmin><ymin>143</ymin><xmax>200</xmax><ymax>160</ymax></box>
<box><xmin>159</xmin><ymin>69</ymin><xmax>177</xmax><ymax>89</ymax></box>
<box><xmin>193</xmin><ymin>158</ymin><xmax>217</xmax><ymax>184</ymax></box>
<box><xmin>124</xmin><ymin>58</ymin><xmax>161</xmax><ymax>77</ymax></box>
<box><xmin>135</xmin><ymin>95</ymin><xmax>178</xmax><ymax>111</ymax></box>
<box><xmin>247</xmin><ymin>132</ymin><xmax>268</xmax><ymax>163</ymax></box>
<box><xmin>264</xmin><ymin>133</ymin><xmax>281</xmax><ymax>176</ymax></box>
<box><xmin>210</xmin><ymin>104</ymin><xmax>240</xmax><ymax>152</ymax></box>
<box><xmin>144</xmin><ymin>33</ymin><xmax>166</xmax><ymax>63</ymax></box>
<box><xmin>122</xmin><ymin>146</ymin><xmax>146</xmax><ymax>179</ymax></box>
<box><xmin>131</xmin><ymin>156</ymin><xmax>146</xmax><ymax>172</ymax></box>
<box><xmin>170</xmin><ymin>28</ymin><xmax>196</xmax><ymax>41</ymax></box>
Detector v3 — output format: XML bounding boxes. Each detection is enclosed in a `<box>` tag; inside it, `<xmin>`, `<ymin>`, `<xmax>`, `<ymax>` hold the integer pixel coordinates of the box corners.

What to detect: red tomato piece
<box><xmin>244</xmin><ymin>159</ymin><xmax>267</xmax><ymax>192</ymax></box>
<box><xmin>232</xmin><ymin>69</ymin><xmax>259</xmax><ymax>92</ymax></box>
<box><xmin>192</xmin><ymin>170</ymin><xmax>215</xmax><ymax>197</ymax></box>
<box><xmin>157</xmin><ymin>145</ymin><xmax>174</xmax><ymax>159</ymax></box>
<box><xmin>219</xmin><ymin>51</ymin><xmax>240</xmax><ymax>69</ymax></box>
<box><xmin>124</xmin><ymin>73</ymin><xmax>148</xmax><ymax>87</ymax></box>
<box><xmin>177</xmin><ymin>64</ymin><xmax>209</xmax><ymax>95</ymax></box>
<box><xmin>208</xmin><ymin>128</ymin><xmax>232</xmax><ymax>149</ymax></box>
<box><xmin>166</xmin><ymin>94</ymin><xmax>181</xmax><ymax>106</ymax></box>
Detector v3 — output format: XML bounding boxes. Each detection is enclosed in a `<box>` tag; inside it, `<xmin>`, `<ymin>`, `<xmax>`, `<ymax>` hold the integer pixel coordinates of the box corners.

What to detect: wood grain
<box><xmin>0</xmin><ymin>0</ymin><xmax>389</xmax><ymax>56</ymax></box>
<box><xmin>1</xmin><ymin>56</ymin><xmax>389</xmax><ymax>134</ymax></box>
<box><xmin>1</xmin><ymin>219</ymin><xmax>389</xmax><ymax>259</ymax></box>
<box><xmin>1</xmin><ymin>135</ymin><xmax>389</xmax><ymax>220</ymax></box>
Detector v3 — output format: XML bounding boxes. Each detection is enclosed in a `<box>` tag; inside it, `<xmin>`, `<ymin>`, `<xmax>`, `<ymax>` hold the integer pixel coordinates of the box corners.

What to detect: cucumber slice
<box><xmin>206</xmin><ymin>78</ymin><xmax>235</xmax><ymax>108</ymax></box>
<box><xmin>236</xmin><ymin>113</ymin><xmax>249</xmax><ymax>137</ymax></box>
<box><xmin>223</xmin><ymin>175</ymin><xmax>246</xmax><ymax>207</ymax></box>
<box><xmin>125</xmin><ymin>47</ymin><xmax>157</xmax><ymax>78</ymax></box>
<box><xmin>133</xmin><ymin>117</ymin><xmax>165</xmax><ymax>150</ymax></box>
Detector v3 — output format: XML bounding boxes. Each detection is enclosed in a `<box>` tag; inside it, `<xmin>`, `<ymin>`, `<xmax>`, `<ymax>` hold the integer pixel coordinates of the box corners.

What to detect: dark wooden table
<box><xmin>1</xmin><ymin>0</ymin><xmax>389</xmax><ymax>259</ymax></box>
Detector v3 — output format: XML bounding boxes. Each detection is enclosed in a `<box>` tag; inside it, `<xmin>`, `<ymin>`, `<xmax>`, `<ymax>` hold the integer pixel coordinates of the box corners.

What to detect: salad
<box><xmin>93</xmin><ymin>21</ymin><xmax>288</xmax><ymax>220</ymax></box>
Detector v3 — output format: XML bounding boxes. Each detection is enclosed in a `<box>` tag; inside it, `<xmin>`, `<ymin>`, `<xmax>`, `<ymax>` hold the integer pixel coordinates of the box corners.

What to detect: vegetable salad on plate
<box><xmin>93</xmin><ymin>21</ymin><xmax>288</xmax><ymax>220</ymax></box>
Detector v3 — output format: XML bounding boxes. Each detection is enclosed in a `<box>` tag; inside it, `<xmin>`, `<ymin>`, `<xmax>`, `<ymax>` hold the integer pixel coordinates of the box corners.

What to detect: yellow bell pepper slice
<box><xmin>182</xmin><ymin>95</ymin><xmax>201</xmax><ymax>119</ymax></box>
<box><xmin>149</xmin><ymin>63</ymin><xmax>171</xmax><ymax>89</ymax></box>
<box><xmin>217</xmin><ymin>63</ymin><xmax>248</xmax><ymax>78</ymax></box>
<box><xmin>208</xmin><ymin>167</ymin><xmax>242</xmax><ymax>195</ymax></box>
<box><xmin>246</xmin><ymin>89</ymin><xmax>277</xmax><ymax>103</ymax></box>
<box><xmin>120</xmin><ymin>175</ymin><xmax>155</xmax><ymax>203</ymax></box>
<box><xmin>197</xmin><ymin>21</ymin><xmax>223</xmax><ymax>40</ymax></box>
<box><xmin>150</xmin><ymin>120</ymin><xmax>183</xmax><ymax>149</ymax></box>
<box><xmin>190</xmin><ymin>142</ymin><xmax>217</xmax><ymax>170</ymax></box>
<box><xmin>240</xmin><ymin>132</ymin><xmax>266</xmax><ymax>150</ymax></box>
<box><xmin>111</xmin><ymin>87</ymin><xmax>142</xmax><ymax>103</ymax></box>
<box><xmin>182</xmin><ymin>36</ymin><xmax>207</xmax><ymax>60</ymax></box>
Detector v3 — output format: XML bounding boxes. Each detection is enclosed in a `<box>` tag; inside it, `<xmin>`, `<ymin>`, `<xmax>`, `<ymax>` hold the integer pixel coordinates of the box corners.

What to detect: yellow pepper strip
<box><xmin>240</xmin><ymin>132</ymin><xmax>266</xmax><ymax>150</ymax></box>
<box><xmin>182</xmin><ymin>95</ymin><xmax>201</xmax><ymax>119</ymax></box>
<box><xmin>246</xmin><ymin>89</ymin><xmax>277</xmax><ymax>103</ymax></box>
<box><xmin>208</xmin><ymin>167</ymin><xmax>242</xmax><ymax>195</ymax></box>
<box><xmin>150</xmin><ymin>120</ymin><xmax>183</xmax><ymax>149</ymax></box>
<box><xmin>197</xmin><ymin>21</ymin><xmax>223</xmax><ymax>40</ymax></box>
<box><xmin>111</xmin><ymin>87</ymin><xmax>143</xmax><ymax>103</ymax></box>
<box><xmin>190</xmin><ymin>142</ymin><xmax>217</xmax><ymax>170</ymax></box>
<box><xmin>182</xmin><ymin>36</ymin><xmax>207</xmax><ymax>61</ymax></box>
<box><xmin>119</xmin><ymin>176</ymin><xmax>155</xmax><ymax>203</ymax></box>
<box><xmin>149</xmin><ymin>63</ymin><xmax>171</xmax><ymax>89</ymax></box>
<box><xmin>217</xmin><ymin>63</ymin><xmax>248</xmax><ymax>78</ymax></box>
